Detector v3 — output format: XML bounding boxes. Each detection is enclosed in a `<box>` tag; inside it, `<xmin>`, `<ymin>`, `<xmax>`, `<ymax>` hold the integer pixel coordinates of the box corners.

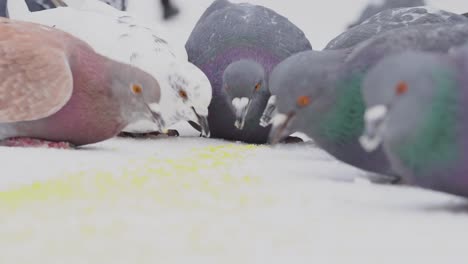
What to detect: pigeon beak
<box><xmin>232</xmin><ymin>97</ymin><xmax>251</xmax><ymax>130</ymax></box>
<box><xmin>268</xmin><ymin>111</ymin><xmax>296</xmax><ymax>144</ymax></box>
<box><xmin>146</xmin><ymin>105</ymin><xmax>167</xmax><ymax>133</ymax></box>
<box><xmin>151</xmin><ymin>111</ymin><xmax>167</xmax><ymax>133</ymax></box>
<box><xmin>260</xmin><ymin>95</ymin><xmax>277</xmax><ymax>127</ymax></box>
<box><xmin>192</xmin><ymin>107</ymin><xmax>210</xmax><ymax>137</ymax></box>
<box><xmin>359</xmin><ymin>104</ymin><xmax>388</xmax><ymax>152</ymax></box>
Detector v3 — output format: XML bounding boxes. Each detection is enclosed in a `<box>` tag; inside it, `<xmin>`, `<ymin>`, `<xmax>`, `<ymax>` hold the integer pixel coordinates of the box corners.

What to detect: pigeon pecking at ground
<box><xmin>7</xmin><ymin>0</ymin><xmax>212</xmax><ymax>138</ymax></box>
<box><xmin>185</xmin><ymin>0</ymin><xmax>312</xmax><ymax>144</ymax></box>
<box><xmin>0</xmin><ymin>18</ymin><xmax>162</xmax><ymax>149</ymax></box>
<box><xmin>268</xmin><ymin>22</ymin><xmax>468</xmax><ymax>181</ymax></box>
<box><xmin>260</xmin><ymin>6</ymin><xmax>467</xmax><ymax>129</ymax></box>
<box><xmin>360</xmin><ymin>45</ymin><xmax>468</xmax><ymax>198</ymax></box>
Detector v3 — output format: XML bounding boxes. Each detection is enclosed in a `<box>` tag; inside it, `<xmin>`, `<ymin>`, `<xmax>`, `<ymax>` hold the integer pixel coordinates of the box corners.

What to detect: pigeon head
<box><xmin>222</xmin><ymin>59</ymin><xmax>267</xmax><ymax>130</ymax></box>
<box><xmin>156</xmin><ymin>61</ymin><xmax>212</xmax><ymax>137</ymax></box>
<box><xmin>268</xmin><ymin>51</ymin><xmax>342</xmax><ymax>144</ymax></box>
<box><xmin>109</xmin><ymin>62</ymin><xmax>165</xmax><ymax>131</ymax></box>
<box><xmin>359</xmin><ymin>51</ymin><xmax>456</xmax><ymax>153</ymax></box>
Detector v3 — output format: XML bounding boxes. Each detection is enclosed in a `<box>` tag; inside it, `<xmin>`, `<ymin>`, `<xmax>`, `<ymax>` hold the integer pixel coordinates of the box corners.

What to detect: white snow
<box><xmin>1</xmin><ymin>0</ymin><xmax>468</xmax><ymax>263</ymax></box>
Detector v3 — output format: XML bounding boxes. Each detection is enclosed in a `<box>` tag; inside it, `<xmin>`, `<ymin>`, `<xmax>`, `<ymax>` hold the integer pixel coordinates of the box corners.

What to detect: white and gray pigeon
<box><xmin>326</xmin><ymin>6</ymin><xmax>468</xmax><ymax>50</ymax></box>
<box><xmin>360</xmin><ymin>46</ymin><xmax>468</xmax><ymax>197</ymax></box>
<box><xmin>7</xmin><ymin>0</ymin><xmax>212</xmax><ymax>137</ymax></box>
<box><xmin>268</xmin><ymin>22</ymin><xmax>468</xmax><ymax>180</ymax></box>
<box><xmin>186</xmin><ymin>0</ymin><xmax>312</xmax><ymax>144</ymax></box>
<box><xmin>347</xmin><ymin>0</ymin><xmax>425</xmax><ymax>28</ymax></box>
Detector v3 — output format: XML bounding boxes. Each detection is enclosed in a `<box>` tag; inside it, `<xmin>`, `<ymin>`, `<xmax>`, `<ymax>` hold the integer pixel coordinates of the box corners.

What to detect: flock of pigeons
<box><xmin>1</xmin><ymin>0</ymin><xmax>468</xmax><ymax>198</ymax></box>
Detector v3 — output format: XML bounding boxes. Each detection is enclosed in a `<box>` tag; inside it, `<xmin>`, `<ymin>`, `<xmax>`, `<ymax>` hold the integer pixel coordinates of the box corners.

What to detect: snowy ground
<box><xmin>1</xmin><ymin>0</ymin><xmax>468</xmax><ymax>263</ymax></box>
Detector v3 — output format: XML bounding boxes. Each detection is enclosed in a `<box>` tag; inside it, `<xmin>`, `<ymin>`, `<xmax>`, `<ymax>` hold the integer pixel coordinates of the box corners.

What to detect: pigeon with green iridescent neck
<box><xmin>360</xmin><ymin>47</ymin><xmax>468</xmax><ymax>197</ymax></box>
<box><xmin>269</xmin><ymin>23</ymin><xmax>468</xmax><ymax>178</ymax></box>
<box><xmin>261</xmin><ymin>7</ymin><xmax>466</xmax><ymax>128</ymax></box>
<box><xmin>186</xmin><ymin>0</ymin><xmax>311</xmax><ymax>144</ymax></box>
<box><xmin>326</xmin><ymin>6</ymin><xmax>467</xmax><ymax>50</ymax></box>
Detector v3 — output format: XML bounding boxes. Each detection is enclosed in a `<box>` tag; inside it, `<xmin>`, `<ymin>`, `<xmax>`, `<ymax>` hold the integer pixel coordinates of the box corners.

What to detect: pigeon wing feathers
<box><xmin>0</xmin><ymin>39</ymin><xmax>73</xmax><ymax>123</ymax></box>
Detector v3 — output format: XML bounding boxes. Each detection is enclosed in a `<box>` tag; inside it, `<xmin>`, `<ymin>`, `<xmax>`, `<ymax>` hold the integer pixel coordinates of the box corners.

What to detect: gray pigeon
<box><xmin>185</xmin><ymin>0</ymin><xmax>312</xmax><ymax>144</ymax></box>
<box><xmin>360</xmin><ymin>47</ymin><xmax>468</xmax><ymax>197</ymax></box>
<box><xmin>0</xmin><ymin>18</ymin><xmax>162</xmax><ymax>148</ymax></box>
<box><xmin>261</xmin><ymin>7</ymin><xmax>467</xmax><ymax>127</ymax></box>
<box><xmin>347</xmin><ymin>0</ymin><xmax>425</xmax><ymax>29</ymax></box>
<box><xmin>326</xmin><ymin>6</ymin><xmax>468</xmax><ymax>50</ymax></box>
<box><xmin>269</xmin><ymin>22</ymin><xmax>468</xmax><ymax>179</ymax></box>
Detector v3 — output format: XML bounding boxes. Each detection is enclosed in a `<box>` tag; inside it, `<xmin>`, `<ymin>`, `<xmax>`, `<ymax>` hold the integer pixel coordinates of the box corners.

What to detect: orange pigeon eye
<box><xmin>179</xmin><ymin>89</ymin><xmax>188</xmax><ymax>100</ymax></box>
<box><xmin>395</xmin><ymin>81</ymin><xmax>408</xmax><ymax>96</ymax></box>
<box><xmin>131</xmin><ymin>84</ymin><xmax>143</xmax><ymax>94</ymax></box>
<box><xmin>297</xmin><ymin>95</ymin><xmax>311</xmax><ymax>107</ymax></box>
<box><xmin>254</xmin><ymin>82</ymin><xmax>262</xmax><ymax>91</ymax></box>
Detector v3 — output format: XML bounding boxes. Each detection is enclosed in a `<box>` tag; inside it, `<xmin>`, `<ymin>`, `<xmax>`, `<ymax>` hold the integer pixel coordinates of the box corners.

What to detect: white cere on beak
<box><xmin>364</xmin><ymin>105</ymin><xmax>388</xmax><ymax>124</ymax></box>
<box><xmin>359</xmin><ymin>105</ymin><xmax>388</xmax><ymax>152</ymax></box>
<box><xmin>232</xmin><ymin>97</ymin><xmax>250</xmax><ymax>114</ymax></box>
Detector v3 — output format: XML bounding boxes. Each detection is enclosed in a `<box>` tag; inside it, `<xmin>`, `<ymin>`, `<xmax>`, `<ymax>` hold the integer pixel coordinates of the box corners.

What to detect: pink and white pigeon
<box><xmin>0</xmin><ymin>18</ymin><xmax>162</xmax><ymax>148</ymax></box>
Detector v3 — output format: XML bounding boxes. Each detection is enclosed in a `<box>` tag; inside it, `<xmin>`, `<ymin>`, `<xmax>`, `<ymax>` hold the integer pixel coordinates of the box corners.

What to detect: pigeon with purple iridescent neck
<box><xmin>360</xmin><ymin>45</ymin><xmax>468</xmax><ymax>197</ymax></box>
<box><xmin>0</xmin><ymin>18</ymin><xmax>162</xmax><ymax>148</ymax></box>
<box><xmin>186</xmin><ymin>0</ymin><xmax>311</xmax><ymax>144</ymax></box>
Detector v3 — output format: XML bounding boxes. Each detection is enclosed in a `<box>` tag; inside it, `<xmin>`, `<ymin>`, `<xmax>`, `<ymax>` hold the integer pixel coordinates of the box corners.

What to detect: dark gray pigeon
<box><xmin>269</xmin><ymin>22</ymin><xmax>468</xmax><ymax>179</ymax></box>
<box><xmin>326</xmin><ymin>6</ymin><xmax>468</xmax><ymax>50</ymax></box>
<box><xmin>360</xmin><ymin>46</ymin><xmax>468</xmax><ymax>197</ymax></box>
<box><xmin>185</xmin><ymin>0</ymin><xmax>312</xmax><ymax>144</ymax></box>
<box><xmin>347</xmin><ymin>0</ymin><xmax>425</xmax><ymax>28</ymax></box>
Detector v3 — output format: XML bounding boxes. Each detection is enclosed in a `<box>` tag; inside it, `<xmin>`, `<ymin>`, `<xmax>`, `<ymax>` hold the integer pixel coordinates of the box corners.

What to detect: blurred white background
<box><xmin>128</xmin><ymin>0</ymin><xmax>468</xmax><ymax>49</ymax></box>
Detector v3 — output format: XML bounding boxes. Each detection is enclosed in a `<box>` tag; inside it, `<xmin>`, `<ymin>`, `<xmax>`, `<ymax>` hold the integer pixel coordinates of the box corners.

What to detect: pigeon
<box><xmin>347</xmin><ymin>0</ymin><xmax>425</xmax><ymax>29</ymax></box>
<box><xmin>360</xmin><ymin>47</ymin><xmax>468</xmax><ymax>197</ymax></box>
<box><xmin>7</xmin><ymin>0</ymin><xmax>212</xmax><ymax>137</ymax></box>
<box><xmin>326</xmin><ymin>6</ymin><xmax>468</xmax><ymax>50</ymax></box>
<box><xmin>260</xmin><ymin>7</ymin><xmax>467</xmax><ymax>129</ymax></box>
<box><xmin>0</xmin><ymin>18</ymin><xmax>162</xmax><ymax>148</ymax></box>
<box><xmin>185</xmin><ymin>0</ymin><xmax>312</xmax><ymax>144</ymax></box>
<box><xmin>268</xmin><ymin>22</ymin><xmax>468</xmax><ymax>179</ymax></box>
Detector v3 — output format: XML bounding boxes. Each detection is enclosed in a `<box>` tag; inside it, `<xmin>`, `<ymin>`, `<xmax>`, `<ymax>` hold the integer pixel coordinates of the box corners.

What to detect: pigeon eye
<box><xmin>254</xmin><ymin>82</ymin><xmax>262</xmax><ymax>91</ymax></box>
<box><xmin>297</xmin><ymin>95</ymin><xmax>311</xmax><ymax>107</ymax></box>
<box><xmin>179</xmin><ymin>89</ymin><xmax>188</xmax><ymax>100</ymax></box>
<box><xmin>395</xmin><ymin>81</ymin><xmax>408</xmax><ymax>96</ymax></box>
<box><xmin>131</xmin><ymin>84</ymin><xmax>143</xmax><ymax>94</ymax></box>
